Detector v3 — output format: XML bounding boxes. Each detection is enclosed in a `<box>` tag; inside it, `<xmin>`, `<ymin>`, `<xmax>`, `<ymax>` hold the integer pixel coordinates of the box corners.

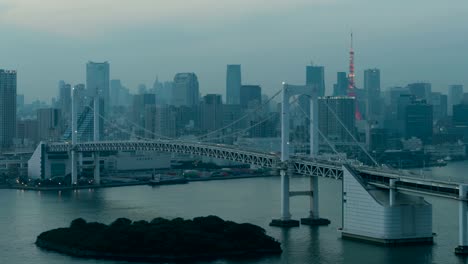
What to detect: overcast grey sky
<box><xmin>0</xmin><ymin>0</ymin><xmax>467</xmax><ymax>102</ymax></box>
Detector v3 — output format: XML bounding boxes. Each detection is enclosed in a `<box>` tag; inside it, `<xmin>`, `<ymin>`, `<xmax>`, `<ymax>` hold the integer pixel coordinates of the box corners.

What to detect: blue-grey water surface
<box><xmin>2</xmin><ymin>162</ymin><xmax>468</xmax><ymax>264</ymax></box>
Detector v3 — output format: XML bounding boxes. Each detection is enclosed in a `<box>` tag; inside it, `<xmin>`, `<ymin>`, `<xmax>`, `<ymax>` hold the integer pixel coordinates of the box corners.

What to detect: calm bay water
<box><xmin>2</xmin><ymin>162</ymin><xmax>468</xmax><ymax>264</ymax></box>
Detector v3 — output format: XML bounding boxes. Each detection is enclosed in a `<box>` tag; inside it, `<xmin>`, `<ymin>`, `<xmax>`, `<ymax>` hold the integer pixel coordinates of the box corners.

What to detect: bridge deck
<box><xmin>46</xmin><ymin>141</ymin><xmax>462</xmax><ymax>199</ymax></box>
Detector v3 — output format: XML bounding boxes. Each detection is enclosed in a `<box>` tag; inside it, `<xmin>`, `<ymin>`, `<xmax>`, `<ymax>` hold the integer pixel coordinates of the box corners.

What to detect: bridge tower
<box><xmin>270</xmin><ymin>83</ymin><xmax>330</xmax><ymax>227</ymax></box>
<box><xmin>93</xmin><ymin>92</ymin><xmax>101</xmax><ymax>185</ymax></box>
<box><xmin>70</xmin><ymin>86</ymin><xmax>78</xmax><ymax>186</ymax></box>
<box><xmin>456</xmin><ymin>184</ymin><xmax>468</xmax><ymax>254</ymax></box>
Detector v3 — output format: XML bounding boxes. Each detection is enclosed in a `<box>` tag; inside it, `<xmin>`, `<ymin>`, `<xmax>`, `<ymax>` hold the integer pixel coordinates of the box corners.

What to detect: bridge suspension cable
<box><xmin>196</xmin><ymin>86</ymin><xmax>284</xmax><ymax>140</ymax></box>
<box><xmin>314</xmin><ymin>96</ymin><xmax>380</xmax><ymax>167</ymax></box>
<box><xmin>293</xmin><ymin>98</ymin><xmax>342</xmax><ymax>158</ymax></box>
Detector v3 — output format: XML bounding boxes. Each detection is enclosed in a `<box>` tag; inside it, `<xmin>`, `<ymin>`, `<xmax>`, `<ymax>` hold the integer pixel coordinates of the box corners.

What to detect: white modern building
<box><xmin>341</xmin><ymin>165</ymin><xmax>433</xmax><ymax>244</ymax></box>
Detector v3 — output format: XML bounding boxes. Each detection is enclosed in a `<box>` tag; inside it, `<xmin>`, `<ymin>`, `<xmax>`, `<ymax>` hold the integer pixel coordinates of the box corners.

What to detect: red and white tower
<box><xmin>347</xmin><ymin>32</ymin><xmax>362</xmax><ymax>120</ymax></box>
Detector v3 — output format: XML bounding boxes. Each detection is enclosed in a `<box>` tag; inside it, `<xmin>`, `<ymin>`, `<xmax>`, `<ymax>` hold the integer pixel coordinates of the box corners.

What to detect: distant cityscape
<box><xmin>0</xmin><ymin>43</ymin><xmax>467</xmax><ymax>184</ymax></box>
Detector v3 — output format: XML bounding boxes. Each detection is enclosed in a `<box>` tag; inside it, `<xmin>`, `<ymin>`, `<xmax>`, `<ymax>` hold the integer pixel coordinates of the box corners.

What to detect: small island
<box><xmin>36</xmin><ymin>216</ymin><xmax>282</xmax><ymax>262</ymax></box>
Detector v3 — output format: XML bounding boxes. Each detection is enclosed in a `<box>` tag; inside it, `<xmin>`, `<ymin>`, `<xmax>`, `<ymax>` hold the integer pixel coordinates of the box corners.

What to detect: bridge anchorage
<box><xmin>269</xmin><ymin>83</ymin><xmax>330</xmax><ymax>228</ymax></box>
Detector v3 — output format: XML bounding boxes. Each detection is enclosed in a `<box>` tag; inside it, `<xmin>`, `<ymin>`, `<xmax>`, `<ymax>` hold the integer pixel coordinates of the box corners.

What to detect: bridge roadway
<box><xmin>47</xmin><ymin>140</ymin><xmax>462</xmax><ymax>199</ymax></box>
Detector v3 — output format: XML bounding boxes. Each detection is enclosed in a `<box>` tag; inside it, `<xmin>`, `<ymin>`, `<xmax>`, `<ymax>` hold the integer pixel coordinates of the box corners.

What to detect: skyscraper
<box><xmin>58</xmin><ymin>81</ymin><xmax>72</xmax><ymax>124</ymax></box>
<box><xmin>226</xmin><ymin>65</ymin><xmax>242</xmax><ymax>104</ymax></box>
<box><xmin>306</xmin><ymin>65</ymin><xmax>325</xmax><ymax>96</ymax></box>
<box><xmin>364</xmin><ymin>68</ymin><xmax>381</xmax><ymax>118</ymax></box>
<box><xmin>173</xmin><ymin>73</ymin><xmax>199</xmax><ymax>107</ymax></box>
<box><xmin>86</xmin><ymin>61</ymin><xmax>110</xmax><ymax>112</ymax></box>
<box><xmin>405</xmin><ymin>100</ymin><xmax>433</xmax><ymax>143</ymax></box>
<box><xmin>240</xmin><ymin>85</ymin><xmax>262</xmax><ymax>109</ymax></box>
<box><xmin>448</xmin><ymin>85</ymin><xmax>464</xmax><ymax>116</ymax></box>
<box><xmin>0</xmin><ymin>70</ymin><xmax>17</xmax><ymax>150</ymax></box>
<box><xmin>407</xmin><ymin>82</ymin><xmax>431</xmax><ymax>101</ymax></box>
<box><xmin>37</xmin><ymin>108</ymin><xmax>62</xmax><ymax>142</ymax></box>
<box><xmin>199</xmin><ymin>94</ymin><xmax>223</xmax><ymax>132</ymax></box>
<box><xmin>318</xmin><ymin>96</ymin><xmax>356</xmax><ymax>144</ymax></box>
<box><xmin>333</xmin><ymin>72</ymin><xmax>348</xmax><ymax>96</ymax></box>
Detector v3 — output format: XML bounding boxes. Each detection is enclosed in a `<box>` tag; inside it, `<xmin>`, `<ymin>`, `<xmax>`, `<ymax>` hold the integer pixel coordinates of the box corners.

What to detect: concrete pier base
<box><xmin>455</xmin><ymin>246</ymin><xmax>468</xmax><ymax>255</ymax></box>
<box><xmin>300</xmin><ymin>217</ymin><xmax>331</xmax><ymax>226</ymax></box>
<box><xmin>269</xmin><ymin>219</ymin><xmax>300</xmax><ymax>228</ymax></box>
<box><xmin>341</xmin><ymin>232</ymin><xmax>433</xmax><ymax>245</ymax></box>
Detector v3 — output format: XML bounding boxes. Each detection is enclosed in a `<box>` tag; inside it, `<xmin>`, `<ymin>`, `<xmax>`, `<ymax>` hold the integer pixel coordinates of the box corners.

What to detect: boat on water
<box><xmin>148</xmin><ymin>175</ymin><xmax>188</xmax><ymax>186</ymax></box>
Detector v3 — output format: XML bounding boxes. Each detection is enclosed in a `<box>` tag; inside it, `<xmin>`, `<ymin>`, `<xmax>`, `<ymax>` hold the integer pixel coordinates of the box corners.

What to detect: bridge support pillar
<box><xmin>270</xmin><ymin>169</ymin><xmax>299</xmax><ymax>227</ymax></box>
<box><xmin>456</xmin><ymin>184</ymin><xmax>468</xmax><ymax>255</ymax></box>
<box><xmin>71</xmin><ymin>151</ymin><xmax>77</xmax><ymax>186</ymax></box>
<box><xmin>270</xmin><ymin>84</ymin><xmax>299</xmax><ymax>227</ymax></box>
<box><xmin>389</xmin><ymin>178</ymin><xmax>398</xmax><ymax>206</ymax></box>
<box><xmin>94</xmin><ymin>152</ymin><xmax>100</xmax><ymax>185</ymax></box>
<box><xmin>300</xmin><ymin>176</ymin><xmax>331</xmax><ymax>226</ymax></box>
<box><xmin>301</xmin><ymin>95</ymin><xmax>330</xmax><ymax>226</ymax></box>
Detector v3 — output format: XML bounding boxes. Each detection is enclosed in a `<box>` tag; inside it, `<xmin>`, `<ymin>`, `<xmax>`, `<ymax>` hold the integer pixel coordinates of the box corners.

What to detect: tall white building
<box><xmin>0</xmin><ymin>70</ymin><xmax>17</xmax><ymax>150</ymax></box>
<box><xmin>448</xmin><ymin>85</ymin><xmax>464</xmax><ymax>116</ymax></box>
<box><xmin>226</xmin><ymin>65</ymin><xmax>242</xmax><ymax>104</ymax></box>
<box><xmin>172</xmin><ymin>73</ymin><xmax>199</xmax><ymax>107</ymax></box>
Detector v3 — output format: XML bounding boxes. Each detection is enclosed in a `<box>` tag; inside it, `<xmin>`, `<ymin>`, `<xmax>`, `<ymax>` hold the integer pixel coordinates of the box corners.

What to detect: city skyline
<box><xmin>0</xmin><ymin>0</ymin><xmax>467</xmax><ymax>102</ymax></box>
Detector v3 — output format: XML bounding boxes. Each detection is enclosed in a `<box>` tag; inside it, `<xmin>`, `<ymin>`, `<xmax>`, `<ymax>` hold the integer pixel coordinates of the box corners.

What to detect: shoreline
<box><xmin>36</xmin><ymin>237</ymin><xmax>281</xmax><ymax>263</ymax></box>
<box><xmin>8</xmin><ymin>174</ymin><xmax>274</xmax><ymax>191</ymax></box>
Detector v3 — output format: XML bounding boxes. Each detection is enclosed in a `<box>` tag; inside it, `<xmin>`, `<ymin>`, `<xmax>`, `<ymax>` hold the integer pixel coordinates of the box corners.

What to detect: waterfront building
<box><xmin>0</xmin><ymin>70</ymin><xmax>17</xmax><ymax>150</ymax></box>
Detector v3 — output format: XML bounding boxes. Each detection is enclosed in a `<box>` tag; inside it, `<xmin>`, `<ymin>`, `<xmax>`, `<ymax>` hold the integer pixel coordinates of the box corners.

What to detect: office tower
<box><xmin>0</xmin><ymin>70</ymin><xmax>17</xmax><ymax>150</ymax></box>
<box><xmin>145</xmin><ymin>105</ymin><xmax>177</xmax><ymax>138</ymax></box>
<box><xmin>364</xmin><ymin>69</ymin><xmax>381</xmax><ymax>118</ymax></box>
<box><xmin>86</xmin><ymin>61</ymin><xmax>110</xmax><ymax>112</ymax></box>
<box><xmin>199</xmin><ymin>94</ymin><xmax>223</xmax><ymax>132</ymax></box>
<box><xmin>240</xmin><ymin>85</ymin><xmax>262</xmax><ymax>109</ymax></box>
<box><xmin>405</xmin><ymin>100</ymin><xmax>433</xmax><ymax>143</ymax></box>
<box><xmin>407</xmin><ymin>83</ymin><xmax>431</xmax><ymax>101</ymax></box>
<box><xmin>318</xmin><ymin>96</ymin><xmax>356</xmax><ymax>144</ymax></box>
<box><xmin>58</xmin><ymin>81</ymin><xmax>72</xmax><ymax>124</ymax></box>
<box><xmin>431</xmin><ymin>92</ymin><xmax>447</xmax><ymax>121</ymax></box>
<box><xmin>333</xmin><ymin>72</ymin><xmax>348</xmax><ymax>96</ymax></box>
<box><xmin>226</xmin><ymin>65</ymin><xmax>242</xmax><ymax>104</ymax></box>
<box><xmin>172</xmin><ymin>73</ymin><xmax>199</xmax><ymax>107</ymax></box>
<box><xmin>37</xmin><ymin>108</ymin><xmax>62</xmax><ymax>142</ymax></box>
<box><xmin>448</xmin><ymin>85</ymin><xmax>464</xmax><ymax>116</ymax></box>
<box><xmin>306</xmin><ymin>65</ymin><xmax>325</xmax><ymax>96</ymax></box>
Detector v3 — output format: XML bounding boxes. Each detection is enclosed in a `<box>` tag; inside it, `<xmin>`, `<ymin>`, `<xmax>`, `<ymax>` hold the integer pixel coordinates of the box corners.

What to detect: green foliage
<box><xmin>37</xmin><ymin>216</ymin><xmax>282</xmax><ymax>258</ymax></box>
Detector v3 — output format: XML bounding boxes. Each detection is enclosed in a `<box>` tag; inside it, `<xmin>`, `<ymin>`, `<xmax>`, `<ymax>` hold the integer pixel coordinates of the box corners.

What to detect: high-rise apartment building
<box><xmin>0</xmin><ymin>70</ymin><xmax>17</xmax><ymax>150</ymax></box>
<box><xmin>448</xmin><ymin>85</ymin><xmax>464</xmax><ymax>116</ymax></box>
<box><xmin>226</xmin><ymin>65</ymin><xmax>242</xmax><ymax>104</ymax></box>
<box><xmin>172</xmin><ymin>73</ymin><xmax>199</xmax><ymax>107</ymax></box>
<box><xmin>364</xmin><ymin>68</ymin><xmax>381</xmax><ymax>118</ymax></box>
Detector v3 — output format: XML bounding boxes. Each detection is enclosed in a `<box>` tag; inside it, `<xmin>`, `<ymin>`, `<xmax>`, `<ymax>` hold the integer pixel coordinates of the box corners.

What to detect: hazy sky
<box><xmin>0</xmin><ymin>0</ymin><xmax>467</xmax><ymax>103</ymax></box>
